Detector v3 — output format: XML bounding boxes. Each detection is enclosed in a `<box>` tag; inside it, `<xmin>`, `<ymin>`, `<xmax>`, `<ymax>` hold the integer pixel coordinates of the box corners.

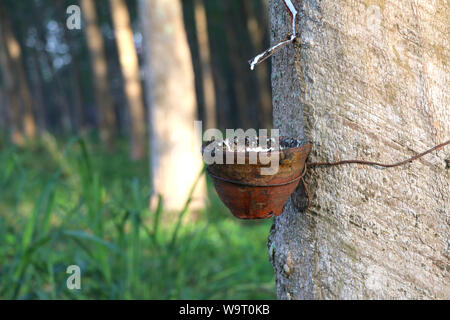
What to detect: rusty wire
<box><xmin>302</xmin><ymin>139</ymin><xmax>450</xmax><ymax>210</ymax></box>
<box><xmin>308</xmin><ymin>139</ymin><xmax>450</xmax><ymax>168</ymax></box>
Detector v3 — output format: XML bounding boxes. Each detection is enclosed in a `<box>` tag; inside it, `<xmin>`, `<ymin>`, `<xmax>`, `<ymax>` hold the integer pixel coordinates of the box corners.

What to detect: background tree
<box><xmin>243</xmin><ymin>0</ymin><xmax>272</xmax><ymax>129</ymax></box>
<box><xmin>29</xmin><ymin>1</ymin><xmax>73</xmax><ymax>133</ymax></box>
<box><xmin>193</xmin><ymin>0</ymin><xmax>216</xmax><ymax>130</ymax></box>
<box><xmin>109</xmin><ymin>0</ymin><xmax>146</xmax><ymax>159</ymax></box>
<box><xmin>140</xmin><ymin>0</ymin><xmax>205</xmax><ymax>211</ymax></box>
<box><xmin>0</xmin><ymin>4</ymin><xmax>36</xmax><ymax>142</ymax></box>
<box><xmin>267</xmin><ymin>0</ymin><xmax>449</xmax><ymax>299</ymax></box>
<box><xmin>0</xmin><ymin>12</ymin><xmax>17</xmax><ymax>141</ymax></box>
<box><xmin>81</xmin><ymin>0</ymin><xmax>116</xmax><ymax>146</ymax></box>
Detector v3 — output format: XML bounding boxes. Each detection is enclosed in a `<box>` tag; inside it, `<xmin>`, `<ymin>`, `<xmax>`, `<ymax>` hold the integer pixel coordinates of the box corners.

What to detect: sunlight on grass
<box><xmin>0</xmin><ymin>134</ymin><xmax>275</xmax><ymax>299</ymax></box>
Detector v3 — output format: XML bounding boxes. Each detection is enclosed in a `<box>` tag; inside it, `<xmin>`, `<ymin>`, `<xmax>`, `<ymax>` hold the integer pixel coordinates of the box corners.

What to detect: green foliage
<box><xmin>0</xmin><ymin>135</ymin><xmax>275</xmax><ymax>299</ymax></box>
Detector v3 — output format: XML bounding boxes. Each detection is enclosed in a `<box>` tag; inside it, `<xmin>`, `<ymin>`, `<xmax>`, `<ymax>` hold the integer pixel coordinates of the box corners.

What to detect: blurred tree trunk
<box><xmin>243</xmin><ymin>0</ymin><xmax>272</xmax><ymax>129</ymax></box>
<box><xmin>224</xmin><ymin>1</ymin><xmax>253</xmax><ymax>129</ymax></box>
<box><xmin>109</xmin><ymin>0</ymin><xmax>146</xmax><ymax>160</ymax></box>
<box><xmin>268</xmin><ymin>0</ymin><xmax>449</xmax><ymax>299</ymax></box>
<box><xmin>12</xmin><ymin>38</ymin><xmax>36</xmax><ymax>141</ymax></box>
<box><xmin>0</xmin><ymin>18</ymin><xmax>13</xmax><ymax>138</ymax></box>
<box><xmin>193</xmin><ymin>0</ymin><xmax>216</xmax><ymax>129</ymax></box>
<box><xmin>140</xmin><ymin>0</ymin><xmax>205</xmax><ymax>211</ymax></box>
<box><xmin>0</xmin><ymin>66</ymin><xmax>9</xmax><ymax>133</ymax></box>
<box><xmin>37</xmin><ymin>40</ymin><xmax>72</xmax><ymax>133</ymax></box>
<box><xmin>27</xmin><ymin>3</ymin><xmax>72</xmax><ymax>133</ymax></box>
<box><xmin>29</xmin><ymin>50</ymin><xmax>47</xmax><ymax>133</ymax></box>
<box><xmin>0</xmin><ymin>88</ymin><xmax>6</xmax><ymax>132</ymax></box>
<box><xmin>67</xmin><ymin>50</ymin><xmax>85</xmax><ymax>132</ymax></box>
<box><xmin>56</xmin><ymin>1</ymin><xmax>85</xmax><ymax>133</ymax></box>
<box><xmin>198</xmin><ymin>0</ymin><xmax>235</xmax><ymax>130</ymax></box>
<box><xmin>0</xmin><ymin>5</ymin><xmax>35</xmax><ymax>142</ymax></box>
<box><xmin>81</xmin><ymin>0</ymin><xmax>116</xmax><ymax>145</ymax></box>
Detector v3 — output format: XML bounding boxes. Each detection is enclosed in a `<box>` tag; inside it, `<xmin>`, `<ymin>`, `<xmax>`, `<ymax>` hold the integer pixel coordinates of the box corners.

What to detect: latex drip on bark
<box><xmin>249</xmin><ymin>0</ymin><xmax>298</xmax><ymax>70</ymax></box>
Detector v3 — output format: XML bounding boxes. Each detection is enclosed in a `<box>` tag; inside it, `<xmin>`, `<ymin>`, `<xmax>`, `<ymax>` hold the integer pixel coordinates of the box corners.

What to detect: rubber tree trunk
<box><xmin>110</xmin><ymin>0</ymin><xmax>147</xmax><ymax>160</ymax></box>
<box><xmin>81</xmin><ymin>0</ymin><xmax>116</xmax><ymax>146</ymax></box>
<box><xmin>268</xmin><ymin>0</ymin><xmax>449</xmax><ymax>299</ymax></box>
<box><xmin>140</xmin><ymin>0</ymin><xmax>205</xmax><ymax>211</ymax></box>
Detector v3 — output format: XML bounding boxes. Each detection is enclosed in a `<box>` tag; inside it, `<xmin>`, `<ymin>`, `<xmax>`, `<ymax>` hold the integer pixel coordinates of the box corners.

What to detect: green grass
<box><xmin>0</xmin><ymin>133</ymin><xmax>275</xmax><ymax>299</ymax></box>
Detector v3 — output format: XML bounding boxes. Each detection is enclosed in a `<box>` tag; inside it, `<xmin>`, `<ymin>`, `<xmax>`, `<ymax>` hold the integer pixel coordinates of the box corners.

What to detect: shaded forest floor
<box><xmin>0</xmin><ymin>134</ymin><xmax>275</xmax><ymax>299</ymax></box>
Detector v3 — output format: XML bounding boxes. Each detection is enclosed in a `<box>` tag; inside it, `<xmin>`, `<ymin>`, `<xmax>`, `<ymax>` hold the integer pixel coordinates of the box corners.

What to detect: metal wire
<box><xmin>308</xmin><ymin>139</ymin><xmax>450</xmax><ymax>168</ymax></box>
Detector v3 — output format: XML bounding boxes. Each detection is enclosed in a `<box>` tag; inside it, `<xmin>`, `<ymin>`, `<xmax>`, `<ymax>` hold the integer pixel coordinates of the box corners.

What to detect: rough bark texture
<box><xmin>268</xmin><ymin>0</ymin><xmax>449</xmax><ymax>299</ymax></box>
<box><xmin>140</xmin><ymin>0</ymin><xmax>205</xmax><ymax>211</ymax></box>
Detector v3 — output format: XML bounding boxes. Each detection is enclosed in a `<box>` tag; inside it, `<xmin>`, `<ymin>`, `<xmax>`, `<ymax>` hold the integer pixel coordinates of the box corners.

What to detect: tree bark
<box><xmin>81</xmin><ymin>0</ymin><xmax>116</xmax><ymax>145</ymax></box>
<box><xmin>140</xmin><ymin>0</ymin><xmax>205</xmax><ymax>211</ymax></box>
<box><xmin>109</xmin><ymin>0</ymin><xmax>147</xmax><ymax>160</ymax></box>
<box><xmin>268</xmin><ymin>0</ymin><xmax>449</xmax><ymax>299</ymax></box>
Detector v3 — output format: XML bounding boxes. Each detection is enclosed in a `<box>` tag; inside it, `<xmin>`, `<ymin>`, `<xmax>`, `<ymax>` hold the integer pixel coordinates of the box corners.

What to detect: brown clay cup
<box><xmin>204</xmin><ymin>142</ymin><xmax>311</xmax><ymax>219</ymax></box>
